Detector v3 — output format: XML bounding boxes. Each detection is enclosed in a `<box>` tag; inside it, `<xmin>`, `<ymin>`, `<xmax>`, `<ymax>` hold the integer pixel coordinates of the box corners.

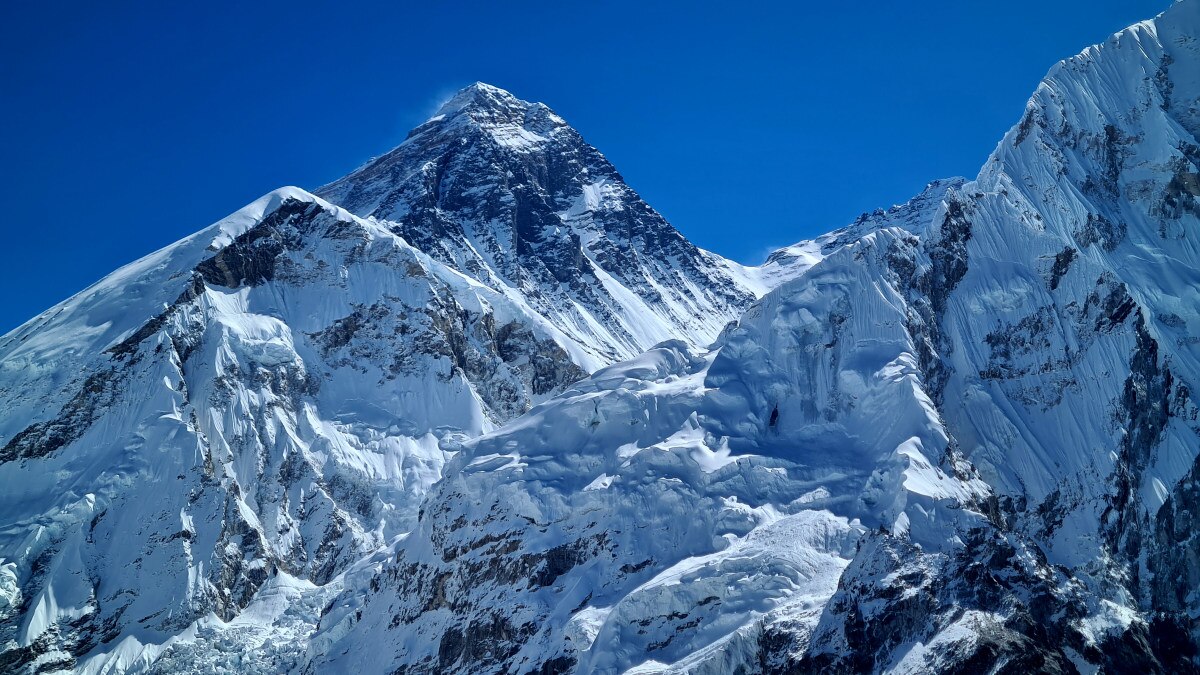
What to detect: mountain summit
<box><xmin>431</xmin><ymin>81</ymin><xmax>536</xmax><ymax>118</ymax></box>
<box><xmin>319</xmin><ymin>82</ymin><xmax>759</xmax><ymax>365</ymax></box>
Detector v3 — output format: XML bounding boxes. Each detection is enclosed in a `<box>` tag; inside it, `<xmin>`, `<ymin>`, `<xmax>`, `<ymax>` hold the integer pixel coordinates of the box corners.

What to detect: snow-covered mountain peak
<box><xmin>403</xmin><ymin>81</ymin><xmax>563</xmax><ymax>154</ymax></box>
<box><xmin>0</xmin><ymin>77</ymin><xmax>804</xmax><ymax>675</ymax></box>
<box><xmin>431</xmin><ymin>81</ymin><xmax>549</xmax><ymax>121</ymax></box>
<box><xmin>317</xmin><ymin>83</ymin><xmax>760</xmax><ymax>366</ymax></box>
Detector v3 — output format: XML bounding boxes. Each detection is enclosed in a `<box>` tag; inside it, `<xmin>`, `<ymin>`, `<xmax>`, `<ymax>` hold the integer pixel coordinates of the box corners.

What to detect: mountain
<box><xmin>304</xmin><ymin>2</ymin><xmax>1200</xmax><ymax>673</ymax></box>
<box><xmin>0</xmin><ymin>87</ymin><xmax>803</xmax><ymax>673</ymax></box>
<box><xmin>5</xmin><ymin>2</ymin><xmax>1200</xmax><ymax>673</ymax></box>
<box><xmin>317</xmin><ymin>82</ymin><xmax>759</xmax><ymax>366</ymax></box>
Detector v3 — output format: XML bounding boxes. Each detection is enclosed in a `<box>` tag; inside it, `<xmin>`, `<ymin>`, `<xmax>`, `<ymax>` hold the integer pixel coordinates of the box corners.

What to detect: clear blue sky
<box><xmin>0</xmin><ymin>0</ymin><xmax>1168</xmax><ymax>333</ymax></box>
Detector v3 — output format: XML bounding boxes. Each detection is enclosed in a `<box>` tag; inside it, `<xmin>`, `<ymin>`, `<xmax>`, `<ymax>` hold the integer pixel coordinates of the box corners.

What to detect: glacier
<box><xmin>4</xmin><ymin>1</ymin><xmax>1200</xmax><ymax>673</ymax></box>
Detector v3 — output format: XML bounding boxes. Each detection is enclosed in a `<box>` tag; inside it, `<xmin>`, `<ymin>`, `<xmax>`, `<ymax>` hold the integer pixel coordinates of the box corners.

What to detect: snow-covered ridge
<box><xmin>0</xmin><ymin>184</ymin><xmax>598</xmax><ymax>672</ymax></box>
<box><xmin>305</xmin><ymin>222</ymin><xmax>998</xmax><ymax>673</ymax></box>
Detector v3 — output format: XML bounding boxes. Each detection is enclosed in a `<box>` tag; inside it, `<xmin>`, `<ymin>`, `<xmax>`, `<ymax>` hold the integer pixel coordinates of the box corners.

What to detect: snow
<box><xmin>306</xmin><ymin>222</ymin><xmax>996</xmax><ymax>670</ymax></box>
<box><xmin>0</xmin><ymin>80</ymin><xmax>809</xmax><ymax>671</ymax></box>
<box><xmin>6</xmin><ymin>3</ymin><xmax>1200</xmax><ymax>669</ymax></box>
<box><xmin>307</xmin><ymin>5</ymin><xmax>1200</xmax><ymax>668</ymax></box>
<box><xmin>582</xmin><ymin>473</ymin><xmax>615</xmax><ymax>491</ymax></box>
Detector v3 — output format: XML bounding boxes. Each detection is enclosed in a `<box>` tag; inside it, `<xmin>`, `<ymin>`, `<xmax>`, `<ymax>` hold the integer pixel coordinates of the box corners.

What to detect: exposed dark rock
<box><xmin>1075</xmin><ymin>213</ymin><xmax>1126</xmax><ymax>252</ymax></box>
<box><xmin>0</xmin><ymin>368</ymin><xmax>122</xmax><ymax>463</ymax></box>
<box><xmin>106</xmin><ymin>272</ymin><xmax>206</xmax><ymax>360</ymax></box>
<box><xmin>1049</xmin><ymin>246</ymin><xmax>1077</xmax><ymax>290</ymax></box>
<box><xmin>790</xmin><ymin>529</ymin><xmax>1097</xmax><ymax>674</ymax></box>
<box><xmin>1158</xmin><ymin>158</ymin><xmax>1200</xmax><ymax>221</ymax></box>
<box><xmin>310</xmin><ymin>292</ymin><xmax>585</xmax><ymax>425</ymax></box>
<box><xmin>1013</xmin><ymin>105</ymin><xmax>1046</xmax><ymax>148</ymax></box>
<box><xmin>1104</xmin><ymin>314</ymin><xmax>1172</xmax><ymax>586</ymax></box>
<box><xmin>436</xmin><ymin>613</ymin><xmax>538</xmax><ymax>672</ymax></box>
<box><xmin>907</xmin><ymin>195</ymin><xmax>972</xmax><ymax>407</ymax></box>
<box><xmin>1148</xmin><ymin>442</ymin><xmax>1200</xmax><ymax>652</ymax></box>
<box><xmin>1081</xmin><ymin>124</ymin><xmax>1136</xmax><ymax>202</ymax></box>
<box><xmin>196</xmin><ymin>198</ymin><xmax>315</xmax><ymax>288</ymax></box>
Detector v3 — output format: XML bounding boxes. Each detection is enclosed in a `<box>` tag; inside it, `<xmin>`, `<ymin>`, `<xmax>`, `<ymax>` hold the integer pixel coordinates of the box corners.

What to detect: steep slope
<box><xmin>0</xmin><ymin>83</ymin><xmax>821</xmax><ymax>673</ymax></box>
<box><xmin>0</xmin><ymin>101</ymin><xmax>962</xmax><ymax>673</ymax></box>
<box><xmin>798</xmin><ymin>3</ymin><xmax>1200</xmax><ymax>663</ymax></box>
<box><xmin>309</xmin><ymin>2</ymin><xmax>1200</xmax><ymax>672</ymax></box>
<box><xmin>317</xmin><ymin>83</ymin><xmax>756</xmax><ymax>364</ymax></box>
<box><xmin>2</xmin><ymin>78</ymin><xmax>864</xmax><ymax>667</ymax></box>
<box><xmin>6</xmin><ymin>2</ymin><xmax>1200</xmax><ymax>672</ymax></box>
<box><xmin>0</xmin><ymin>189</ymin><xmax>595</xmax><ymax>673</ymax></box>
<box><xmin>927</xmin><ymin>2</ymin><xmax>1200</xmax><ymax>663</ymax></box>
<box><xmin>305</xmin><ymin>226</ymin><xmax>997</xmax><ymax>674</ymax></box>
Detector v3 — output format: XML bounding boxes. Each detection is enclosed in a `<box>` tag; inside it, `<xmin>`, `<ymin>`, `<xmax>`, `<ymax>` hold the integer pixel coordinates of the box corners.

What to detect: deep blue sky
<box><xmin>0</xmin><ymin>1</ymin><xmax>1168</xmax><ymax>333</ymax></box>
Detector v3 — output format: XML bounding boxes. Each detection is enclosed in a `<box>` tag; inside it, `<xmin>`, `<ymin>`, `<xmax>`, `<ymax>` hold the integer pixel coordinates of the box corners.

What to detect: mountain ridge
<box><xmin>0</xmin><ymin>78</ymin><xmax>823</xmax><ymax>675</ymax></box>
<box><xmin>4</xmin><ymin>2</ymin><xmax>1200</xmax><ymax>672</ymax></box>
<box><xmin>308</xmin><ymin>1</ymin><xmax>1200</xmax><ymax>671</ymax></box>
